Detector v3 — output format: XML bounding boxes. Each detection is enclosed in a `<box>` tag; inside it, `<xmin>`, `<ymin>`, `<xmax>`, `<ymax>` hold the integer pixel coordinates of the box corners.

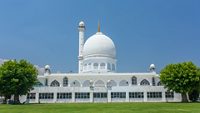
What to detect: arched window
<box><xmin>63</xmin><ymin>77</ymin><xmax>68</xmax><ymax>87</ymax></box>
<box><xmin>82</xmin><ymin>80</ymin><xmax>90</xmax><ymax>87</ymax></box>
<box><xmin>107</xmin><ymin>63</ymin><xmax>111</xmax><ymax>70</ymax></box>
<box><xmin>131</xmin><ymin>76</ymin><xmax>137</xmax><ymax>85</ymax></box>
<box><xmin>152</xmin><ymin>77</ymin><xmax>155</xmax><ymax>86</ymax></box>
<box><xmin>100</xmin><ymin>63</ymin><xmax>106</xmax><ymax>69</ymax></box>
<box><xmin>84</xmin><ymin>64</ymin><xmax>87</xmax><ymax>70</ymax></box>
<box><xmin>157</xmin><ymin>81</ymin><xmax>162</xmax><ymax>86</ymax></box>
<box><xmin>94</xmin><ymin>80</ymin><xmax>105</xmax><ymax>87</ymax></box>
<box><xmin>140</xmin><ymin>79</ymin><xmax>150</xmax><ymax>86</ymax></box>
<box><xmin>88</xmin><ymin>63</ymin><xmax>91</xmax><ymax>70</ymax></box>
<box><xmin>109</xmin><ymin>80</ymin><xmax>117</xmax><ymax>87</ymax></box>
<box><xmin>112</xmin><ymin>64</ymin><xmax>115</xmax><ymax>71</ymax></box>
<box><xmin>50</xmin><ymin>80</ymin><xmax>60</xmax><ymax>87</ymax></box>
<box><xmin>70</xmin><ymin>80</ymin><xmax>81</xmax><ymax>87</ymax></box>
<box><xmin>93</xmin><ymin>63</ymin><xmax>98</xmax><ymax>69</ymax></box>
<box><xmin>119</xmin><ymin>80</ymin><xmax>129</xmax><ymax>86</ymax></box>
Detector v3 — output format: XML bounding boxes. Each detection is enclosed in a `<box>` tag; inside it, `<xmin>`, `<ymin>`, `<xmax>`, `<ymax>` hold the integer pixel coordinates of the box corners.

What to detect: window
<box><xmin>129</xmin><ymin>92</ymin><xmax>144</xmax><ymax>98</ymax></box>
<box><xmin>75</xmin><ymin>93</ymin><xmax>90</xmax><ymax>99</ymax></box>
<box><xmin>107</xmin><ymin>63</ymin><xmax>111</xmax><ymax>70</ymax></box>
<box><xmin>82</xmin><ymin>80</ymin><xmax>90</xmax><ymax>87</ymax></box>
<box><xmin>45</xmin><ymin>78</ymin><xmax>48</xmax><ymax>86</ymax></box>
<box><xmin>93</xmin><ymin>93</ymin><xmax>107</xmax><ymax>98</ymax></box>
<box><xmin>100</xmin><ymin>63</ymin><xmax>106</xmax><ymax>69</ymax></box>
<box><xmin>152</xmin><ymin>77</ymin><xmax>155</xmax><ymax>86</ymax></box>
<box><xmin>50</xmin><ymin>80</ymin><xmax>60</xmax><ymax>87</ymax></box>
<box><xmin>93</xmin><ymin>63</ymin><xmax>98</xmax><ymax>69</ymax></box>
<box><xmin>39</xmin><ymin>93</ymin><xmax>54</xmax><ymax>99</ymax></box>
<box><xmin>140</xmin><ymin>79</ymin><xmax>150</xmax><ymax>86</ymax></box>
<box><xmin>63</xmin><ymin>77</ymin><xmax>68</xmax><ymax>87</ymax></box>
<box><xmin>112</xmin><ymin>64</ymin><xmax>115</xmax><ymax>71</ymax></box>
<box><xmin>57</xmin><ymin>93</ymin><xmax>72</xmax><ymax>99</ymax></box>
<box><xmin>94</xmin><ymin>80</ymin><xmax>105</xmax><ymax>87</ymax></box>
<box><xmin>27</xmin><ymin>93</ymin><xmax>36</xmax><ymax>99</ymax></box>
<box><xmin>165</xmin><ymin>91</ymin><xmax>174</xmax><ymax>98</ymax></box>
<box><xmin>131</xmin><ymin>76</ymin><xmax>137</xmax><ymax>85</ymax></box>
<box><xmin>111</xmin><ymin>92</ymin><xmax>126</xmax><ymax>98</ymax></box>
<box><xmin>109</xmin><ymin>80</ymin><xmax>117</xmax><ymax>87</ymax></box>
<box><xmin>147</xmin><ymin>92</ymin><xmax>162</xmax><ymax>98</ymax></box>
<box><xmin>88</xmin><ymin>63</ymin><xmax>91</xmax><ymax>70</ymax></box>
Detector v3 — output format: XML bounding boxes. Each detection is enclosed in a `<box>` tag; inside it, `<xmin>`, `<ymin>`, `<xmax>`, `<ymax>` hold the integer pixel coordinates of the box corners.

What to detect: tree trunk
<box><xmin>14</xmin><ymin>95</ymin><xmax>20</xmax><ymax>104</ymax></box>
<box><xmin>181</xmin><ymin>92</ymin><xmax>189</xmax><ymax>102</ymax></box>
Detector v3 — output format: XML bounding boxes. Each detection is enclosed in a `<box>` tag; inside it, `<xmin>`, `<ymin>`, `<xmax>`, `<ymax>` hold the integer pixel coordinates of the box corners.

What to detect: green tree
<box><xmin>0</xmin><ymin>59</ymin><xmax>38</xmax><ymax>104</ymax></box>
<box><xmin>160</xmin><ymin>62</ymin><xmax>200</xmax><ymax>102</ymax></box>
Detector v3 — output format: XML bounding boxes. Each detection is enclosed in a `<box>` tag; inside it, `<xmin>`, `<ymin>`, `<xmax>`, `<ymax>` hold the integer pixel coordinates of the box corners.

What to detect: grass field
<box><xmin>0</xmin><ymin>102</ymin><xmax>199</xmax><ymax>113</ymax></box>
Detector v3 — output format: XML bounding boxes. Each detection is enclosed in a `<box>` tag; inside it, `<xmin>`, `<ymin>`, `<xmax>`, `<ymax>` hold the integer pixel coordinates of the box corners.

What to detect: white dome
<box><xmin>83</xmin><ymin>32</ymin><xmax>116</xmax><ymax>58</ymax></box>
<box><xmin>149</xmin><ymin>64</ymin><xmax>155</xmax><ymax>70</ymax></box>
<box><xmin>79</xmin><ymin>21</ymin><xmax>85</xmax><ymax>27</ymax></box>
<box><xmin>45</xmin><ymin>65</ymin><xmax>50</xmax><ymax>69</ymax></box>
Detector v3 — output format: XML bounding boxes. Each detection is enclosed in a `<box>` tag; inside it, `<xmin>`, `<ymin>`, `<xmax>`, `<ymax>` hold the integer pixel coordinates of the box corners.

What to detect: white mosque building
<box><xmin>25</xmin><ymin>21</ymin><xmax>182</xmax><ymax>103</ymax></box>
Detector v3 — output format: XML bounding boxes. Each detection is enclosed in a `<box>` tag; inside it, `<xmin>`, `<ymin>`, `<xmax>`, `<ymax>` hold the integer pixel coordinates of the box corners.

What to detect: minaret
<box><xmin>78</xmin><ymin>21</ymin><xmax>85</xmax><ymax>73</ymax></box>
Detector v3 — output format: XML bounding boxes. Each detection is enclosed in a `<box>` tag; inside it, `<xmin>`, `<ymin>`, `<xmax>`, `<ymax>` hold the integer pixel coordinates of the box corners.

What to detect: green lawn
<box><xmin>0</xmin><ymin>103</ymin><xmax>199</xmax><ymax>113</ymax></box>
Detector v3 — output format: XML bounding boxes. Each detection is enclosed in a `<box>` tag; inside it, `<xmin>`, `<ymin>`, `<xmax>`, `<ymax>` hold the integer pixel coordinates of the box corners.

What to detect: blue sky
<box><xmin>0</xmin><ymin>0</ymin><xmax>199</xmax><ymax>73</ymax></box>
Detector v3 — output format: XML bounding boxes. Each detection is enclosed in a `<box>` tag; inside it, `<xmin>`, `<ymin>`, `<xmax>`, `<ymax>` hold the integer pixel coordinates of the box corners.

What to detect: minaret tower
<box><xmin>78</xmin><ymin>21</ymin><xmax>85</xmax><ymax>73</ymax></box>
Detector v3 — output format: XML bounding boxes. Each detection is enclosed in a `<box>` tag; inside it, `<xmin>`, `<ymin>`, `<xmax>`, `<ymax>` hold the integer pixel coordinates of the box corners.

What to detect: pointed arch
<box><xmin>119</xmin><ymin>80</ymin><xmax>129</xmax><ymax>86</ymax></box>
<box><xmin>70</xmin><ymin>80</ymin><xmax>81</xmax><ymax>87</ymax></box>
<box><xmin>140</xmin><ymin>79</ymin><xmax>150</xmax><ymax>86</ymax></box>
<box><xmin>94</xmin><ymin>80</ymin><xmax>105</xmax><ymax>87</ymax></box>
<box><xmin>82</xmin><ymin>80</ymin><xmax>90</xmax><ymax>87</ymax></box>
<box><xmin>63</xmin><ymin>77</ymin><xmax>68</xmax><ymax>87</ymax></box>
<box><xmin>50</xmin><ymin>80</ymin><xmax>60</xmax><ymax>87</ymax></box>
<box><xmin>131</xmin><ymin>76</ymin><xmax>137</xmax><ymax>85</ymax></box>
<box><xmin>157</xmin><ymin>81</ymin><xmax>162</xmax><ymax>86</ymax></box>
<box><xmin>35</xmin><ymin>81</ymin><xmax>43</xmax><ymax>87</ymax></box>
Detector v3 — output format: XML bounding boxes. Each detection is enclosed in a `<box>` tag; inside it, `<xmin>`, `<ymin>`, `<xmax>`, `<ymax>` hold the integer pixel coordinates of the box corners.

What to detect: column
<box><xmin>90</xmin><ymin>92</ymin><xmax>93</xmax><ymax>103</ymax></box>
<box><xmin>144</xmin><ymin>91</ymin><xmax>147</xmax><ymax>102</ymax></box>
<box><xmin>107</xmin><ymin>91</ymin><xmax>111</xmax><ymax>102</ymax></box>
<box><xmin>126</xmin><ymin>92</ymin><xmax>129</xmax><ymax>102</ymax></box>
<box><xmin>72</xmin><ymin>92</ymin><xmax>75</xmax><ymax>102</ymax></box>
<box><xmin>53</xmin><ymin>92</ymin><xmax>57</xmax><ymax>103</ymax></box>
<box><xmin>162</xmin><ymin>91</ymin><xmax>166</xmax><ymax>102</ymax></box>
<box><xmin>35</xmin><ymin>93</ymin><xmax>39</xmax><ymax>103</ymax></box>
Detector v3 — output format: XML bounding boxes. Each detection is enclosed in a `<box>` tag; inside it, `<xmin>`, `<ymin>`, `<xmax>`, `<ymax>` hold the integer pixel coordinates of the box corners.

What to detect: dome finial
<box><xmin>98</xmin><ymin>21</ymin><xmax>100</xmax><ymax>32</ymax></box>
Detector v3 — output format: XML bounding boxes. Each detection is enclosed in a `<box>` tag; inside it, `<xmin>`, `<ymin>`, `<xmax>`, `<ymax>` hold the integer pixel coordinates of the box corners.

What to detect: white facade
<box><xmin>25</xmin><ymin>21</ymin><xmax>182</xmax><ymax>103</ymax></box>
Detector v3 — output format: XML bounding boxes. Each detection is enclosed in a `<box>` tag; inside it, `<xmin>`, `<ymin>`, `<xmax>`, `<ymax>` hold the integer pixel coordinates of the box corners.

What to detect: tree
<box><xmin>0</xmin><ymin>59</ymin><xmax>38</xmax><ymax>104</ymax></box>
<box><xmin>160</xmin><ymin>62</ymin><xmax>200</xmax><ymax>102</ymax></box>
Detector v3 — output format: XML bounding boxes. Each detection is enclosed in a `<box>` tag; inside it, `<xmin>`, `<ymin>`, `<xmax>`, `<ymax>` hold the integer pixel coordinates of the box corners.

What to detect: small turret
<box><xmin>44</xmin><ymin>65</ymin><xmax>51</xmax><ymax>75</ymax></box>
<box><xmin>149</xmin><ymin>64</ymin><xmax>156</xmax><ymax>73</ymax></box>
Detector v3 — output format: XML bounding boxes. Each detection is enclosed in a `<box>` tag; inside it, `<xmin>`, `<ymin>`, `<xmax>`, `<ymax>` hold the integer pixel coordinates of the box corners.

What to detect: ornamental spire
<box><xmin>98</xmin><ymin>21</ymin><xmax>100</xmax><ymax>32</ymax></box>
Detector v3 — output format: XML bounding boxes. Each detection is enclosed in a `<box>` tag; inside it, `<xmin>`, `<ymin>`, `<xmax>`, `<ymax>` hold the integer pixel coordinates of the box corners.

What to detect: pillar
<box><xmin>53</xmin><ymin>92</ymin><xmax>57</xmax><ymax>103</ymax></box>
<box><xmin>90</xmin><ymin>92</ymin><xmax>93</xmax><ymax>103</ymax></box>
<box><xmin>144</xmin><ymin>91</ymin><xmax>147</xmax><ymax>102</ymax></box>
<box><xmin>126</xmin><ymin>92</ymin><xmax>129</xmax><ymax>102</ymax></box>
<box><xmin>35</xmin><ymin>93</ymin><xmax>39</xmax><ymax>103</ymax></box>
<box><xmin>107</xmin><ymin>91</ymin><xmax>111</xmax><ymax>102</ymax></box>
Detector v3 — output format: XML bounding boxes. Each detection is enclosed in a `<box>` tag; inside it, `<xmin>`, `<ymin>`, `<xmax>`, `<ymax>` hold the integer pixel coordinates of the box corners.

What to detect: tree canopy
<box><xmin>0</xmin><ymin>59</ymin><xmax>38</xmax><ymax>104</ymax></box>
<box><xmin>160</xmin><ymin>62</ymin><xmax>200</xmax><ymax>102</ymax></box>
